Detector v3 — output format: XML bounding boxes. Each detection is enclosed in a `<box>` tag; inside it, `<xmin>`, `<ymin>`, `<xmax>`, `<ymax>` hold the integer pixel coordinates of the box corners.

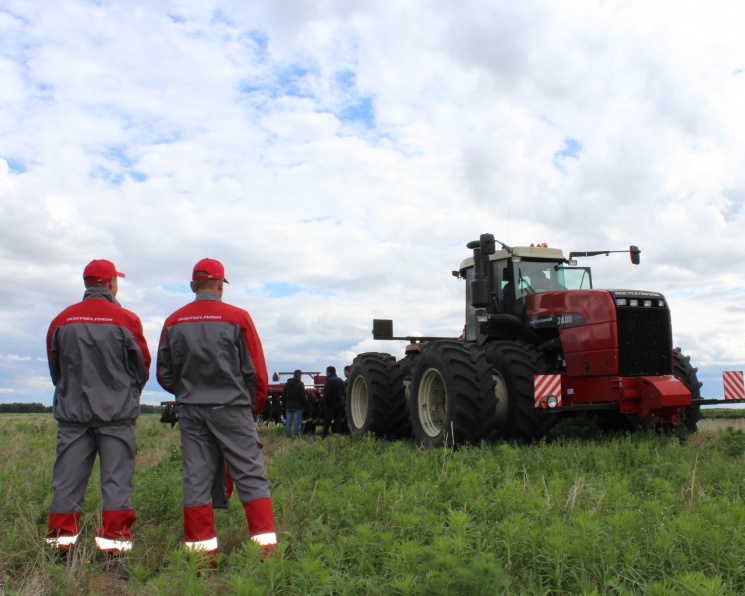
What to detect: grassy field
<box><xmin>2</xmin><ymin>414</ymin><xmax>745</xmax><ymax>595</ymax></box>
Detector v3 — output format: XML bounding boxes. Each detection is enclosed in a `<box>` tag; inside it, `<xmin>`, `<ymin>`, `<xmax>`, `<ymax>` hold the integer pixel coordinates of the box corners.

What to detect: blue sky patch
<box><xmin>336</xmin><ymin>69</ymin><xmax>356</xmax><ymax>90</ymax></box>
<box><xmin>339</xmin><ymin>97</ymin><xmax>374</xmax><ymax>127</ymax></box>
<box><xmin>90</xmin><ymin>165</ymin><xmax>123</xmax><ymax>186</ymax></box>
<box><xmin>161</xmin><ymin>283</ymin><xmax>191</xmax><ymax>294</ymax></box>
<box><xmin>105</xmin><ymin>146</ymin><xmax>134</xmax><ymax>168</ymax></box>
<box><xmin>243</xmin><ymin>30</ymin><xmax>268</xmax><ymax>55</ymax></box>
<box><xmin>239</xmin><ymin>82</ymin><xmax>264</xmax><ymax>94</ymax></box>
<box><xmin>265</xmin><ymin>282</ymin><xmax>302</xmax><ymax>297</ymax></box>
<box><xmin>4</xmin><ymin>157</ymin><xmax>27</xmax><ymax>174</ymax></box>
<box><xmin>276</xmin><ymin>64</ymin><xmax>315</xmax><ymax>98</ymax></box>
<box><xmin>553</xmin><ymin>138</ymin><xmax>582</xmax><ymax>174</ymax></box>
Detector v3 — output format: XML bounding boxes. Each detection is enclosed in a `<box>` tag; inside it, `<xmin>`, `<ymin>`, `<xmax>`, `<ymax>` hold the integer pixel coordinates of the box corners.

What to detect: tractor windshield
<box><xmin>497</xmin><ymin>260</ymin><xmax>593</xmax><ymax>317</ymax></box>
<box><xmin>505</xmin><ymin>261</ymin><xmax>592</xmax><ymax>294</ymax></box>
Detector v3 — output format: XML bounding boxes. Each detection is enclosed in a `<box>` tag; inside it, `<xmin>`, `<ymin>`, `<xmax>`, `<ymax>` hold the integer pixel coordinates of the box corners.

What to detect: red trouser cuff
<box><xmin>47</xmin><ymin>512</ymin><xmax>81</xmax><ymax>537</ymax></box>
<box><xmin>98</xmin><ymin>509</ymin><xmax>136</xmax><ymax>540</ymax></box>
<box><xmin>184</xmin><ymin>503</ymin><xmax>217</xmax><ymax>548</ymax></box>
<box><xmin>243</xmin><ymin>497</ymin><xmax>276</xmax><ymax>540</ymax></box>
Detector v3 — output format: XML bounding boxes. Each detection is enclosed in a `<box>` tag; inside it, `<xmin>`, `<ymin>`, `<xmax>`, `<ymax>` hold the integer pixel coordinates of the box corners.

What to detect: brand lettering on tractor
<box><xmin>613</xmin><ymin>290</ymin><xmax>662</xmax><ymax>298</ymax></box>
<box><xmin>528</xmin><ymin>313</ymin><xmax>585</xmax><ymax>329</ymax></box>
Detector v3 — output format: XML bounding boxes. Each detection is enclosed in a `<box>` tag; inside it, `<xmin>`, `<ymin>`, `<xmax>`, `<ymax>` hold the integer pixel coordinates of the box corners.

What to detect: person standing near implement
<box><xmin>157</xmin><ymin>258</ymin><xmax>277</xmax><ymax>561</ymax></box>
<box><xmin>283</xmin><ymin>369</ymin><xmax>307</xmax><ymax>439</ymax></box>
<box><xmin>45</xmin><ymin>259</ymin><xmax>150</xmax><ymax>554</ymax></box>
<box><xmin>321</xmin><ymin>365</ymin><xmax>346</xmax><ymax>438</ymax></box>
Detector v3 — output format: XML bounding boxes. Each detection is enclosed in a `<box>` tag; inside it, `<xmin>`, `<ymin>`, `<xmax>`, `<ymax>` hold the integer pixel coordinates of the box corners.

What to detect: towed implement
<box><xmin>347</xmin><ymin>233</ymin><xmax>745</xmax><ymax>446</ymax></box>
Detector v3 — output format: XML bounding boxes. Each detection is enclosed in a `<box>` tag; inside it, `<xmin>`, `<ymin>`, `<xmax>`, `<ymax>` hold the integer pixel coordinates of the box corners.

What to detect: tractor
<box><xmin>346</xmin><ymin>233</ymin><xmax>705</xmax><ymax>446</ymax></box>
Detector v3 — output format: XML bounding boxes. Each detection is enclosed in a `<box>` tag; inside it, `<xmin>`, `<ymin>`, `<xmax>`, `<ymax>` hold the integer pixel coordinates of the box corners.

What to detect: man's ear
<box><xmin>190</xmin><ymin>281</ymin><xmax>197</xmax><ymax>293</ymax></box>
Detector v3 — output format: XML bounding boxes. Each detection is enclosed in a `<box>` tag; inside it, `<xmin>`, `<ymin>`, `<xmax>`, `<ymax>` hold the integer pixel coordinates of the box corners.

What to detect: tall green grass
<box><xmin>1</xmin><ymin>414</ymin><xmax>745</xmax><ymax>594</ymax></box>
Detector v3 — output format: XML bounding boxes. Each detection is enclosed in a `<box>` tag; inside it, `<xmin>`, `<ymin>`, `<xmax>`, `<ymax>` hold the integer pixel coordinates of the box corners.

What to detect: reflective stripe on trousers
<box><xmin>251</xmin><ymin>532</ymin><xmax>277</xmax><ymax>545</ymax></box>
<box><xmin>46</xmin><ymin>534</ymin><xmax>79</xmax><ymax>548</ymax></box>
<box><xmin>95</xmin><ymin>536</ymin><xmax>133</xmax><ymax>551</ymax></box>
<box><xmin>185</xmin><ymin>537</ymin><xmax>218</xmax><ymax>551</ymax></box>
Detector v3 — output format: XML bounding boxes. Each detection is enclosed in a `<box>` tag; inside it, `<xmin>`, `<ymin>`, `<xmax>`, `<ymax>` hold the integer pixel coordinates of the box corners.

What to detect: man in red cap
<box><xmin>45</xmin><ymin>259</ymin><xmax>150</xmax><ymax>555</ymax></box>
<box><xmin>157</xmin><ymin>258</ymin><xmax>276</xmax><ymax>563</ymax></box>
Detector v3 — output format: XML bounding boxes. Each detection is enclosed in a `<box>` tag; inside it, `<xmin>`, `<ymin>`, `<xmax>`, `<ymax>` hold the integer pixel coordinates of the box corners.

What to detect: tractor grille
<box><xmin>616</xmin><ymin>308</ymin><xmax>672</xmax><ymax>376</ymax></box>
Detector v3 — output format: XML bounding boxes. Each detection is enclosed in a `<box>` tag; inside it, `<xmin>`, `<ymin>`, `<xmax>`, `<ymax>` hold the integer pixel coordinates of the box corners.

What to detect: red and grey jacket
<box><xmin>46</xmin><ymin>286</ymin><xmax>151</xmax><ymax>427</ymax></box>
<box><xmin>156</xmin><ymin>293</ymin><xmax>268</xmax><ymax>414</ymax></box>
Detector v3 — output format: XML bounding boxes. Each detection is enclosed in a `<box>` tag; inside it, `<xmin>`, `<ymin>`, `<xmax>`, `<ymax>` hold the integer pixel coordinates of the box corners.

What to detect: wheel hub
<box><xmin>418</xmin><ymin>368</ymin><xmax>447</xmax><ymax>437</ymax></box>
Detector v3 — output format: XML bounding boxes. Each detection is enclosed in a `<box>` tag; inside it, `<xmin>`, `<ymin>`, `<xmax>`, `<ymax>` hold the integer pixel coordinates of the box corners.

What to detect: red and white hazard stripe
<box><xmin>534</xmin><ymin>374</ymin><xmax>562</xmax><ymax>408</ymax></box>
<box><xmin>723</xmin><ymin>371</ymin><xmax>745</xmax><ymax>401</ymax></box>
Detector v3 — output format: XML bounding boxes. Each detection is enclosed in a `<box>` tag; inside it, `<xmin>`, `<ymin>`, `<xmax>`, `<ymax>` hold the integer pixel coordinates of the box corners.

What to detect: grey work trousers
<box><xmin>50</xmin><ymin>424</ymin><xmax>136</xmax><ymax>513</ymax></box>
<box><xmin>179</xmin><ymin>405</ymin><xmax>271</xmax><ymax>507</ymax></box>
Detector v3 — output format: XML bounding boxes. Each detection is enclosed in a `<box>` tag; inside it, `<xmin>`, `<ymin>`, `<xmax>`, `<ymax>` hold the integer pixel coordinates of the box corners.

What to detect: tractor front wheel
<box><xmin>673</xmin><ymin>347</ymin><xmax>702</xmax><ymax>432</ymax></box>
<box><xmin>485</xmin><ymin>341</ymin><xmax>556</xmax><ymax>442</ymax></box>
<box><xmin>409</xmin><ymin>340</ymin><xmax>496</xmax><ymax>447</ymax></box>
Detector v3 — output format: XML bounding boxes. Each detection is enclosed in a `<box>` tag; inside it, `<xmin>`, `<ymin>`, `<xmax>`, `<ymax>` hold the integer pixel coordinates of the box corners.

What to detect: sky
<box><xmin>1</xmin><ymin>0</ymin><xmax>744</xmax><ymax>406</ymax></box>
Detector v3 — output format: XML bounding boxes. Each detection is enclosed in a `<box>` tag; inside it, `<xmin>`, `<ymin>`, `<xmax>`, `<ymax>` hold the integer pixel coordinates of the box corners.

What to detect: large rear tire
<box><xmin>409</xmin><ymin>340</ymin><xmax>496</xmax><ymax>448</ymax></box>
<box><xmin>346</xmin><ymin>353</ymin><xmax>409</xmax><ymax>439</ymax></box>
<box><xmin>484</xmin><ymin>341</ymin><xmax>556</xmax><ymax>442</ymax></box>
<box><xmin>673</xmin><ymin>347</ymin><xmax>702</xmax><ymax>432</ymax></box>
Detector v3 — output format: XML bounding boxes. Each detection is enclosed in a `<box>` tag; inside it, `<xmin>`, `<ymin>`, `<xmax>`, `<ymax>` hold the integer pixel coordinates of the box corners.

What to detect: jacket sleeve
<box><xmin>240</xmin><ymin>312</ymin><xmax>268</xmax><ymax>415</ymax></box>
<box><xmin>46</xmin><ymin>319</ymin><xmax>61</xmax><ymax>386</ymax></box>
<box><xmin>127</xmin><ymin>313</ymin><xmax>151</xmax><ymax>392</ymax></box>
<box><xmin>156</xmin><ymin>323</ymin><xmax>176</xmax><ymax>395</ymax></box>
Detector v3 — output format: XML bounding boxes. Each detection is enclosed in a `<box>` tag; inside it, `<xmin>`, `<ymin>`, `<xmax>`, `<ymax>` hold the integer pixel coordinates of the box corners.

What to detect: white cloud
<box><xmin>1</xmin><ymin>0</ymin><xmax>745</xmax><ymax>404</ymax></box>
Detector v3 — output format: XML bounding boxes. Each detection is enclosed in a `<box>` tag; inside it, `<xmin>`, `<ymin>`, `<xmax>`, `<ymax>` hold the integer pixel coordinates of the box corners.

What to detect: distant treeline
<box><xmin>0</xmin><ymin>403</ymin><xmax>165</xmax><ymax>414</ymax></box>
<box><xmin>0</xmin><ymin>402</ymin><xmax>52</xmax><ymax>413</ymax></box>
<box><xmin>702</xmin><ymin>408</ymin><xmax>745</xmax><ymax>419</ymax></box>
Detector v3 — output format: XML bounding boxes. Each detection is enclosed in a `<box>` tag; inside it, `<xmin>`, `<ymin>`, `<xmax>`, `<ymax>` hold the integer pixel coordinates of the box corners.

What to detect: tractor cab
<box><xmin>457</xmin><ymin>241</ymin><xmax>592</xmax><ymax>341</ymax></box>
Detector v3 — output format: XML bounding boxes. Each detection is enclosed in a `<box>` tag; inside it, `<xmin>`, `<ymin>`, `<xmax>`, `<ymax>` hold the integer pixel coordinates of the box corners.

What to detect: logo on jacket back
<box><xmin>66</xmin><ymin>316</ymin><xmax>114</xmax><ymax>323</ymax></box>
<box><xmin>177</xmin><ymin>315</ymin><xmax>224</xmax><ymax>322</ymax></box>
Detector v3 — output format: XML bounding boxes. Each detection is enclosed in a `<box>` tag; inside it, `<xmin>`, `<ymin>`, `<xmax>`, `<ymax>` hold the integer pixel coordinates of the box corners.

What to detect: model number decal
<box><xmin>528</xmin><ymin>313</ymin><xmax>586</xmax><ymax>329</ymax></box>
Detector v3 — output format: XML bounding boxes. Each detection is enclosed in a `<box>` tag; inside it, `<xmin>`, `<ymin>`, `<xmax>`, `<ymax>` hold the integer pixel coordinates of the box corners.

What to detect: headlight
<box><xmin>629</xmin><ymin>299</ymin><xmax>639</xmax><ymax>307</ymax></box>
<box><xmin>546</xmin><ymin>395</ymin><xmax>559</xmax><ymax>408</ymax></box>
<box><xmin>616</xmin><ymin>298</ymin><xmax>627</xmax><ymax>306</ymax></box>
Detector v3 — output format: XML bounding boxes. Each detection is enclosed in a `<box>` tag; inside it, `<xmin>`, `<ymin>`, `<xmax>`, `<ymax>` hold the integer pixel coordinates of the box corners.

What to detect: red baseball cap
<box><xmin>83</xmin><ymin>259</ymin><xmax>125</xmax><ymax>283</ymax></box>
<box><xmin>192</xmin><ymin>258</ymin><xmax>229</xmax><ymax>283</ymax></box>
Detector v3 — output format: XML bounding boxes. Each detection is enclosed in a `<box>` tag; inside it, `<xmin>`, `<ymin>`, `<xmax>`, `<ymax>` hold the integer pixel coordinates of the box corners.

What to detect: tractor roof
<box><xmin>459</xmin><ymin>245</ymin><xmax>566</xmax><ymax>270</ymax></box>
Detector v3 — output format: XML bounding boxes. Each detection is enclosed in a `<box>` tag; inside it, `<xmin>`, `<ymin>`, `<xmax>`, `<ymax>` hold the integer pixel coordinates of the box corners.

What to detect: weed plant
<box><xmin>1</xmin><ymin>414</ymin><xmax>745</xmax><ymax>594</ymax></box>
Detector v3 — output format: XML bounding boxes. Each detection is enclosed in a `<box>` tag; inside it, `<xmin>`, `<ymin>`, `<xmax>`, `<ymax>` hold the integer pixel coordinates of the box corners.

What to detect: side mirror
<box><xmin>630</xmin><ymin>245</ymin><xmax>641</xmax><ymax>265</ymax></box>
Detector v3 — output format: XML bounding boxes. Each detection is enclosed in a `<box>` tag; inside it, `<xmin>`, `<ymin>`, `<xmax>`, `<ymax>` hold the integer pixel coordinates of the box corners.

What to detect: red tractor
<box><xmin>346</xmin><ymin>233</ymin><xmax>709</xmax><ymax>446</ymax></box>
